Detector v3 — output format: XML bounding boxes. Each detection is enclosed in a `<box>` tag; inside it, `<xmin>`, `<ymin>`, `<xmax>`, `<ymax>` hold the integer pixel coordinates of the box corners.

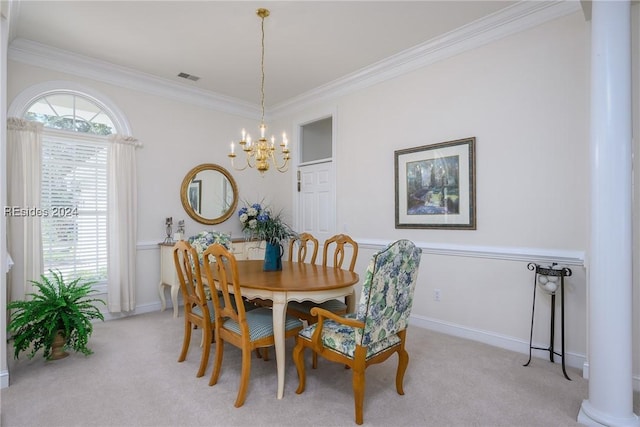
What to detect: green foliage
<box><xmin>7</xmin><ymin>270</ymin><xmax>106</xmax><ymax>360</ymax></box>
<box><xmin>238</xmin><ymin>201</ymin><xmax>297</xmax><ymax>245</ymax></box>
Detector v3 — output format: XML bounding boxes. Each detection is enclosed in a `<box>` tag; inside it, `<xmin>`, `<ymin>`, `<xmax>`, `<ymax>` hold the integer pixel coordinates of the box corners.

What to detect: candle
<box><xmin>241</xmin><ymin>128</ymin><xmax>246</xmax><ymax>141</ymax></box>
<box><xmin>230</xmin><ymin>141</ymin><xmax>235</xmax><ymax>154</ymax></box>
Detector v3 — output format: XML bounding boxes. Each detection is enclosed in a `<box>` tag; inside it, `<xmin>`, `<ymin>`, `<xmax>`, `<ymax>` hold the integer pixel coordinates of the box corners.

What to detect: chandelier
<box><xmin>228</xmin><ymin>8</ymin><xmax>290</xmax><ymax>174</ymax></box>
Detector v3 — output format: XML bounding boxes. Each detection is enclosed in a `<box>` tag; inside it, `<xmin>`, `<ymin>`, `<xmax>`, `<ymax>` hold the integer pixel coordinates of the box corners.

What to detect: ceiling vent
<box><xmin>177</xmin><ymin>72</ymin><xmax>200</xmax><ymax>82</ymax></box>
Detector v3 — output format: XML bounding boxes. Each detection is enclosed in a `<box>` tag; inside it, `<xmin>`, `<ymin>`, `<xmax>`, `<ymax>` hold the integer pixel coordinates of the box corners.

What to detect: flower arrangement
<box><xmin>238</xmin><ymin>202</ymin><xmax>296</xmax><ymax>245</ymax></box>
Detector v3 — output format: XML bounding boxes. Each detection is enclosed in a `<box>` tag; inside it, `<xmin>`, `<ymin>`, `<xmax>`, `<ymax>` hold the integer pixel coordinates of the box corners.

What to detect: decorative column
<box><xmin>578</xmin><ymin>1</ymin><xmax>639</xmax><ymax>425</ymax></box>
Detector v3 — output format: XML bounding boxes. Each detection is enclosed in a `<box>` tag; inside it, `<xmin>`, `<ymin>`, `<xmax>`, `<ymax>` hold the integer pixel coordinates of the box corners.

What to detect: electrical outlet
<box><xmin>434</xmin><ymin>289</ymin><xmax>441</xmax><ymax>302</ymax></box>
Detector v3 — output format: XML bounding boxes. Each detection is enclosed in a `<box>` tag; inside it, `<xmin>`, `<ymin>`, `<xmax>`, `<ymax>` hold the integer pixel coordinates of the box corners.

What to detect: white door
<box><xmin>297</xmin><ymin>161</ymin><xmax>335</xmax><ymax>244</ymax></box>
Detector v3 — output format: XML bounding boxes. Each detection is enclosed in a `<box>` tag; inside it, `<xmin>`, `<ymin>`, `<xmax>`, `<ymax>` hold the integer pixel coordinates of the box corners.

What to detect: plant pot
<box><xmin>50</xmin><ymin>330</ymin><xmax>69</xmax><ymax>360</ymax></box>
<box><xmin>263</xmin><ymin>242</ymin><xmax>283</xmax><ymax>271</ymax></box>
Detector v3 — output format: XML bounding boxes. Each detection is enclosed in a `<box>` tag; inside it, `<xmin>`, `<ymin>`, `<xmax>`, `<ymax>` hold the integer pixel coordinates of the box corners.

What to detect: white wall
<box><xmin>5</xmin><ymin>10</ymin><xmax>602</xmax><ymax>376</ymax></box>
<box><xmin>281</xmin><ymin>11</ymin><xmax>590</xmax><ymax>368</ymax></box>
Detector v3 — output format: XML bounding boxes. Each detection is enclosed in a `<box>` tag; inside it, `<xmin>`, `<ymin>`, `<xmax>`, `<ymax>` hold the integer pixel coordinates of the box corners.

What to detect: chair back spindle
<box><xmin>288</xmin><ymin>232</ymin><xmax>319</xmax><ymax>264</ymax></box>
<box><xmin>323</xmin><ymin>234</ymin><xmax>358</xmax><ymax>272</ymax></box>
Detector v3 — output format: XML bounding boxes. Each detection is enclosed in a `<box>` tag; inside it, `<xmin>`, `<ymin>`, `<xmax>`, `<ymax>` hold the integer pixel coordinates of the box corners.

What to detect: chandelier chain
<box><xmin>260</xmin><ymin>14</ymin><xmax>266</xmax><ymax>125</ymax></box>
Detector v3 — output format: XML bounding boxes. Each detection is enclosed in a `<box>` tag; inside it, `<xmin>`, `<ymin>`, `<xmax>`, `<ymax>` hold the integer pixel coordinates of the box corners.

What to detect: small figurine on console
<box><xmin>174</xmin><ymin>220</ymin><xmax>185</xmax><ymax>241</ymax></box>
<box><xmin>164</xmin><ymin>217</ymin><xmax>173</xmax><ymax>244</ymax></box>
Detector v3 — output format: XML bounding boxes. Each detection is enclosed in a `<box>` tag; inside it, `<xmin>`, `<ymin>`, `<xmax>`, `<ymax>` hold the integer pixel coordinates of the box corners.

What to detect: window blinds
<box><xmin>41</xmin><ymin>133</ymin><xmax>108</xmax><ymax>284</ymax></box>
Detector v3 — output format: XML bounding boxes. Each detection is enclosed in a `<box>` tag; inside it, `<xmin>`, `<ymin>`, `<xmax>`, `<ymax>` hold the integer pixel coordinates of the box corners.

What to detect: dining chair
<box><xmin>173</xmin><ymin>240</ymin><xmax>215</xmax><ymax>378</ymax></box>
<box><xmin>202</xmin><ymin>243</ymin><xmax>304</xmax><ymax>407</ymax></box>
<box><xmin>287</xmin><ymin>233</ymin><xmax>358</xmax><ymax>324</ymax></box>
<box><xmin>292</xmin><ymin>239</ymin><xmax>422</xmax><ymax>425</ymax></box>
<box><xmin>288</xmin><ymin>232</ymin><xmax>319</xmax><ymax>264</ymax></box>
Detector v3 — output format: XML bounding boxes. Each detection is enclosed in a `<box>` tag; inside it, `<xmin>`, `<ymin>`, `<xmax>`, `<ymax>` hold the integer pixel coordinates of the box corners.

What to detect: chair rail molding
<box><xmin>356</xmin><ymin>238</ymin><xmax>585</xmax><ymax>267</ymax></box>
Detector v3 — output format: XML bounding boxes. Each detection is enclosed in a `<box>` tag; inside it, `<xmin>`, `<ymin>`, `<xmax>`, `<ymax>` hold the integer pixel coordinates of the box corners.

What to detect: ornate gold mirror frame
<box><xmin>180</xmin><ymin>163</ymin><xmax>238</xmax><ymax>225</ymax></box>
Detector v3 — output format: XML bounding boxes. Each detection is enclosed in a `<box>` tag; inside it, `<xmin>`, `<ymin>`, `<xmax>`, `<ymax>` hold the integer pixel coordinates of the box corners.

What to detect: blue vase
<box><xmin>263</xmin><ymin>242</ymin><xmax>283</xmax><ymax>271</ymax></box>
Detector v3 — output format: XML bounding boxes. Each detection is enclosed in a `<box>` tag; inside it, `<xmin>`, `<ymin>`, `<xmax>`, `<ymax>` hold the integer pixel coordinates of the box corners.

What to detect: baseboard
<box><xmin>1</xmin><ymin>369</ymin><xmax>9</xmax><ymax>389</ymax></box>
<box><xmin>100</xmin><ymin>301</ymin><xmax>165</xmax><ymax>321</ymax></box>
<box><xmin>409</xmin><ymin>313</ymin><xmax>586</xmax><ymax>372</ymax></box>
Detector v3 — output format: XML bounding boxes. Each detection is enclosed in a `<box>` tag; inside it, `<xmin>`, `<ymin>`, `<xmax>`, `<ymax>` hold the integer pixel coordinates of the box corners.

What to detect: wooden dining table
<box><xmin>232</xmin><ymin>259</ymin><xmax>359</xmax><ymax>399</ymax></box>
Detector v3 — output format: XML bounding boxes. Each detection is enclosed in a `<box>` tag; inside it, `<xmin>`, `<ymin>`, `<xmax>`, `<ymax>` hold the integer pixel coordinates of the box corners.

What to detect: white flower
<box><xmin>239</xmin><ymin>213</ymin><xmax>248</xmax><ymax>223</ymax></box>
<box><xmin>249</xmin><ymin>219</ymin><xmax>257</xmax><ymax>229</ymax></box>
<box><xmin>247</xmin><ymin>207</ymin><xmax>258</xmax><ymax>217</ymax></box>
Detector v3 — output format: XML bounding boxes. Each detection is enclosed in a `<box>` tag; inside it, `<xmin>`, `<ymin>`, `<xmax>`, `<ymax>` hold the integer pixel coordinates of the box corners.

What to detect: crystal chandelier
<box><xmin>228</xmin><ymin>8</ymin><xmax>290</xmax><ymax>174</ymax></box>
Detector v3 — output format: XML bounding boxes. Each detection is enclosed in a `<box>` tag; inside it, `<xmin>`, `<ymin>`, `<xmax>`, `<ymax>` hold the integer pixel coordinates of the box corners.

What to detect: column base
<box><xmin>578</xmin><ymin>400</ymin><xmax>640</xmax><ymax>427</ymax></box>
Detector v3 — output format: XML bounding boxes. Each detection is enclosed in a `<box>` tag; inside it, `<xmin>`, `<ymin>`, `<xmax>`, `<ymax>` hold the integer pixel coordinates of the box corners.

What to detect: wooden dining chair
<box><xmin>292</xmin><ymin>239</ymin><xmax>422</xmax><ymax>425</ymax></box>
<box><xmin>202</xmin><ymin>243</ymin><xmax>304</xmax><ymax>407</ymax></box>
<box><xmin>288</xmin><ymin>232</ymin><xmax>319</xmax><ymax>264</ymax></box>
<box><xmin>287</xmin><ymin>233</ymin><xmax>358</xmax><ymax>324</ymax></box>
<box><xmin>173</xmin><ymin>240</ymin><xmax>215</xmax><ymax>378</ymax></box>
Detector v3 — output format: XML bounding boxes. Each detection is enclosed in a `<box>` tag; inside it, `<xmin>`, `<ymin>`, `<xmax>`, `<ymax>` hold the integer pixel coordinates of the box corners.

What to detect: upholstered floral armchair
<box><xmin>292</xmin><ymin>239</ymin><xmax>422</xmax><ymax>425</ymax></box>
<box><xmin>188</xmin><ymin>231</ymin><xmax>232</xmax><ymax>264</ymax></box>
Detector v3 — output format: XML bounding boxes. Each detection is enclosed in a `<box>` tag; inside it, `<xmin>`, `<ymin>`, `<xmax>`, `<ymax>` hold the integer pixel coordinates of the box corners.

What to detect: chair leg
<box><xmin>292</xmin><ymin>339</ymin><xmax>306</xmax><ymax>394</ymax></box>
<box><xmin>235</xmin><ymin>346</ymin><xmax>252</xmax><ymax>407</ymax></box>
<box><xmin>208</xmin><ymin>338</ymin><xmax>224</xmax><ymax>386</ymax></box>
<box><xmin>312</xmin><ymin>351</ymin><xmax>318</xmax><ymax>369</ymax></box>
<box><xmin>196</xmin><ymin>327</ymin><xmax>212</xmax><ymax>378</ymax></box>
<box><xmin>352</xmin><ymin>365</ymin><xmax>366</xmax><ymax>425</ymax></box>
<box><xmin>255</xmin><ymin>347</ymin><xmax>270</xmax><ymax>361</ymax></box>
<box><xmin>178</xmin><ymin>320</ymin><xmax>191</xmax><ymax>363</ymax></box>
<box><xmin>396</xmin><ymin>348</ymin><xmax>409</xmax><ymax>395</ymax></box>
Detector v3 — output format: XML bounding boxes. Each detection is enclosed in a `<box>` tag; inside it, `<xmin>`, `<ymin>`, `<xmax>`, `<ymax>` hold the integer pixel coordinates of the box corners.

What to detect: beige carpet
<box><xmin>0</xmin><ymin>309</ymin><xmax>609</xmax><ymax>426</ymax></box>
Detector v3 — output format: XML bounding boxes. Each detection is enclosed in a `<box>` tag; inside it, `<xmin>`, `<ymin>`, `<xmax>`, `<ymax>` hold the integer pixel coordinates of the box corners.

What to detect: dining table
<box><xmin>231</xmin><ymin>259</ymin><xmax>359</xmax><ymax>399</ymax></box>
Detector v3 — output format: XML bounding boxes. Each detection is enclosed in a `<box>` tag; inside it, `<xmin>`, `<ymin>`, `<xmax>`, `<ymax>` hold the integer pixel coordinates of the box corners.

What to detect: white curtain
<box><xmin>6</xmin><ymin>118</ymin><xmax>43</xmax><ymax>301</ymax></box>
<box><xmin>107</xmin><ymin>135</ymin><xmax>140</xmax><ymax>313</ymax></box>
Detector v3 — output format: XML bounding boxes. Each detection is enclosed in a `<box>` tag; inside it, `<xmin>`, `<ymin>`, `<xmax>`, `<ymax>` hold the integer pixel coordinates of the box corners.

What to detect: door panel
<box><xmin>298</xmin><ymin>162</ymin><xmax>334</xmax><ymax>244</ymax></box>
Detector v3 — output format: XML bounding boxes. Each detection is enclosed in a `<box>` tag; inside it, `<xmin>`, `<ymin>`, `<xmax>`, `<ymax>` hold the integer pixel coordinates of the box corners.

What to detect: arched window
<box><xmin>10</xmin><ymin>82</ymin><xmax>132</xmax><ymax>290</ymax></box>
<box><xmin>25</xmin><ymin>92</ymin><xmax>116</xmax><ymax>135</ymax></box>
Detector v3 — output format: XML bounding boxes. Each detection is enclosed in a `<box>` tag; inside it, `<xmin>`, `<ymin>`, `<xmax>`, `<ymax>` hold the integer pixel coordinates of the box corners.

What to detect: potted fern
<box><xmin>7</xmin><ymin>270</ymin><xmax>106</xmax><ymax>360</ymax></box>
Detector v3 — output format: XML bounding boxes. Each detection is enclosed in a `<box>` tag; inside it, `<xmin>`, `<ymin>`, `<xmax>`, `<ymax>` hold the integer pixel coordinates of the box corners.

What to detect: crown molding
<box><xmin>269</xmin><ymin>0</ymin><xmax>582</xmax><ymax>118</ymax></box>
<box><xmin>8</xmin><ymin>38</ymin><xmax>261</xmax><ymax>120</ymax></box>
<box><xmin>8</xmin><ymin>1</ymin><xmax>581</xmax><ymax>120</ymax></box>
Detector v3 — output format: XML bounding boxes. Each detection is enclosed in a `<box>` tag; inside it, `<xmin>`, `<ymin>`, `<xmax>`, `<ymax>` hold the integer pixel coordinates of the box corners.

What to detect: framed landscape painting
<box><xmin>395</xmin><ymin>137</ymin><xmax>476</xmax><ymax>230</ymax></box>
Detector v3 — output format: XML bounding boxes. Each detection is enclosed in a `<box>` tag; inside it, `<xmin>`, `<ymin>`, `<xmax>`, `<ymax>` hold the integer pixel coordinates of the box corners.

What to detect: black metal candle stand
<box><xmin>524</xmin><ymin>262</ymin><xmax>572</xmax><ymax>380</ymax></box>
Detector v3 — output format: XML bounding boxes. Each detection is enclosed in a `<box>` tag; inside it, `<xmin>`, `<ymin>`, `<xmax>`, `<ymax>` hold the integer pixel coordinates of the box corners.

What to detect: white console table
<box><xmin>158</xmin><ymin>239</ymin><xmax>266</xmax><ymax>317</ymax></box>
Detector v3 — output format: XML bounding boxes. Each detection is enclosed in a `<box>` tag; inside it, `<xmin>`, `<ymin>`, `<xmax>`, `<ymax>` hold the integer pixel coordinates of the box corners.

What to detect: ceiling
<box><xmin>10</xmin><ymin>1</ymin><xmax>518</xmax><ymax>108</ymax></box>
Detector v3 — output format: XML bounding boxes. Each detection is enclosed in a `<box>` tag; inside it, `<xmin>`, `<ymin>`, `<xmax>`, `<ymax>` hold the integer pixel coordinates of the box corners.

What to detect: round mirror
<box><xmin>180</xmin><ymin>164</ymin><xmax>238</xmax><ymax>225</ymax></box>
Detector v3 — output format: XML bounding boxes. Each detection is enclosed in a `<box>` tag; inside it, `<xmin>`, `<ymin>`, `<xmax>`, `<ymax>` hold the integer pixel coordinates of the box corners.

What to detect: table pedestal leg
<box><xmin>271</xmin><ymin>293</ymin><xmax>287</xmax><ymax>399</ymax></box>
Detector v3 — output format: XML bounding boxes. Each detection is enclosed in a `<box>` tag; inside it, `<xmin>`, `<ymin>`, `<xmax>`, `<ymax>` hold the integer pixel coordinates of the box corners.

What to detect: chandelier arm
<box><xmin>269</xmin><ymin>150</ymin><xmax>290</xmax><ymax>172</ymax></box>
<box><xmin>229</xmin><ymin>156</ymin><xmax>249</xmax><ymax>172</ymax></box>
